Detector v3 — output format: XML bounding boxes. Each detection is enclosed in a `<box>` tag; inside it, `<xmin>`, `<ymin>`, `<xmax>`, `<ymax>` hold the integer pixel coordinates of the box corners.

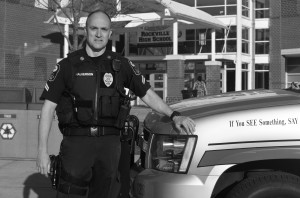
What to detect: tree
<box><xmin>37</xmin><ymin>0</ymin><xmax>146</xmax><ymax>52</ymax></box>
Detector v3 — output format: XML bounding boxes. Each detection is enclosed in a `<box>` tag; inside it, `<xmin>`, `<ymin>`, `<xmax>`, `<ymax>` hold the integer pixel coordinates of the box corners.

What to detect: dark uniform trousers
<box><xmin>57</xmin><ymin>135</ymin><xmax>121</xmax><ymax>198</ymax></box>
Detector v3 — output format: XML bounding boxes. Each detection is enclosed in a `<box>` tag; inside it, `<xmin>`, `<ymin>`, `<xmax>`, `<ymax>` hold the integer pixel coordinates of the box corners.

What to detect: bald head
<box><xmin>86</xmin><ymin>10</ymin><xmax>111</xmax><ymax>28</ymax></box>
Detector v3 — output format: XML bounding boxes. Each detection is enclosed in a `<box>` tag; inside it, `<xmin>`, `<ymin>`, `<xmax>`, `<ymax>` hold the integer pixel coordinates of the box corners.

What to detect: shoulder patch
<box><xmin>128</xmin><ymin>60</ymin><xmax>141</xmax><ymax>75</ymax></box>
<box><xmin>48</xmin><ymin>64</ymin><xmax>60</xmax><ymax>81</ymax></box>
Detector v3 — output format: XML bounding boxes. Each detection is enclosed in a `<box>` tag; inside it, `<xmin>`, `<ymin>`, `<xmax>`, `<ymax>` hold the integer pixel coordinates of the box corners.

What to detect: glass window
<box><xmin>185</xmin><ymin>62</ymin><xmax>195</xmax><ymax>71</ymax></box>
<box><xmin>242</xmin><ymin>71</ymin><xmax>248</xmax><ymax>90</ymax></box>
<box><xmin>198</xmin><ymin>7</ymin><xmax>225</xmax><ymax>16</ymax></box>
<box><xmin>197</xmin><ymin>0</ymin><xmax>225</xmax><ymax>6</ymax></box>
<box><xmin>154</xmin><ymin>82</ymin><xmax>164</xmax><ymax>88</ymax></box>
<box><xmin>255</xmin><ymin>0</ymin><xmax>269</xmax><ymax>19</ymax></box>
<box><xmin>174</xmin><ymin>0</ymin><xmax>194</xmax><ymax>6</ymax></box>
<box><xmin>129</xmin><ymin>44</ymin><xmax>138</xmax><ymax>55</ymax></box>
<box><xmin>227</xmin><ymin>40</ymin><xmax>237</xmax><ymax>52</ymax></box>
<box><xmin>255</xmin><ymin>0</ymin><xmax>270</xmax><ymax>8</ymax></box>
<box><xmin>255</xmin><ymin>64</ymin><xmax>270</xmax><ymax>70</ymax></box>
<box><xmin>136</xmin><ymin>62</ymin><xmax>167</xmax><ymax>74</ymax></box>
<box><xmin>197</xmin><ymin>29</ymin><xmax>212</xmax><ymax>39</ymax></box>
<box><xmin>225</xmin><ymin>61</ymin><xmax>236</xmax><ymax>68</ymax></box>
<box><xmin>154</xmin><ymin>90</ymin><xmax>164</xmax><ymax>99</ymax></box>
<box><xmin>255</xmin><ymin>71</ymin><xmax>269</xmax><ymax>89</ymax></box>
<box><xmin>197</xmin><ymin>29</ymin><xmax>210</xmax><ymax>46</ymax></box>
<box><xmin>227</xmin><ymin>70</ymin><xmax>236</xmax><ymax>92</ymax></box>
<box><xmin>255</xmin><ymin>29</ymin><xmax>269</xmax><ymax>41</ymax></box>
<box><xmin>255</xmin><ymin>42</ymin><xmax>269</xmax><ymax>54</ymax></box>
<box><xmin>186</xmin><ymin>29</ymin><xmax>195</xmax><ymax>40</ymax></box>
<box><xmin>242</xmin><ymin>27</ymin><xmax>249</xmax><ymax>40</ymax></box>
<box><xmin>227</xmin><ymin>26</ymin><xmax>237</xmax><ymax>38</ymax></box>
<box><xmin>179</xmin><ymin>41</ymin><xmax>195</xmax><ymax>54</ymax></box>
<box><xmin>242</xmin><ymin>41</ymin><xmax>249</xmax><ymax>54</ymax></box>
<box><xmin>287</xmin><ymin>57</ymin><xmax>300</xmax><ymax>66</ymax></box>
<box><xmin>184</xmin><ymin>73</ymin><xmax>195</xmax><ymax>90</ymax></box>
<box><xmin>255</xmin><ymin>29</ymin><xmax>269</xmax><ymax>54</ymax></box>
<box><xmin>216</xmin><ymin>40</ymin><xmax>225</xmax><ymax>53</ymax></box>
<box><xmin>226</xmin><ymin>5</ymin><xmax>237</xmax><ymax>15</ymax></box>
<box><xmin>242</xmin><ymin>0</ymin><xmax>249</xmax><ymax>7</ymax></box>
<box><xmin>287</xmin><ymin>67</ymin><xmax>300</xmax><ymax>73</ymax></box>
<box><xmin>216</xmin><ymin>29</ymin><xmax>225</xmax><ymax>39</ymax></box>
<box><xmin>242</xmin><ymin>63</ymin><xmax>248</xmax><ymax>69</ymax></box>
<box><xmin>227</xmin><ymin>0</ymin><xmax>237</xmax><ymax>5</ymax></box>
<box><xmin>197</xmin><ymin>40</ymin><xmax>212</xmax><ymax>53</ymax></box>
<box><xmin>255</xmin><ymin>9</ymin><xmax>269</xmax><ymax>18</ymax></box>
<box><xmin>137</xmin><ymin>45</ymin><xmax>173</xmax><ymax>56</ymax></box>
<box><xmin>242</xmin><ymin>7</ymin><xmax>249</xmax><ymax>17</ymax></box>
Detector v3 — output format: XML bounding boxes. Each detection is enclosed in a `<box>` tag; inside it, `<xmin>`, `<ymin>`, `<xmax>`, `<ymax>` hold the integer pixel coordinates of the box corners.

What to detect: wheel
<box><xmin>225</xmin><ymin>172</ymin><xmax>300</xmax><ymax>198</ymax></box>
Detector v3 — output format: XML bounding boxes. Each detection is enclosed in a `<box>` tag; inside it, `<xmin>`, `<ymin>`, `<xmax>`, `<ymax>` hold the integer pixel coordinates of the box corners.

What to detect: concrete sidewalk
<box><xmin>0</xmin><ymin>159</ymin><xmax>56</xmax><ymax>198</ymax></box>
<box><xmin>0</xmin><ymin>106</ymin><xmax>151</xmax><ymax>198</ymax></box>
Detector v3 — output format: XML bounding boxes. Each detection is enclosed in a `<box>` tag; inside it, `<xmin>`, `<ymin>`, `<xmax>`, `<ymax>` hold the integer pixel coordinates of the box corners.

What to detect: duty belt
<box><xmin>62</xmin><ymin>127</ymin><xmax>120</xmax><ymax>137</ymax></box>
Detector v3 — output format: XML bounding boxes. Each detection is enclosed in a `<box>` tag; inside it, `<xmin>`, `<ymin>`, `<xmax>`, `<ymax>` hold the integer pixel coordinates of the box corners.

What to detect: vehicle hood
<box><xmin>143</xmin><ymin>89</ymin><xmax>300</xmax><ymax>134</ymax></box>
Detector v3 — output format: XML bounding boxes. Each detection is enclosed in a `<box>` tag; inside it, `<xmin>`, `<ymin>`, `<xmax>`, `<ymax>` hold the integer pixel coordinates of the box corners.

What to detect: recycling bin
<box><xmin>0</xmin><ymin>103</ymin><xmax>28</xmax><ymax>158</ymax></box>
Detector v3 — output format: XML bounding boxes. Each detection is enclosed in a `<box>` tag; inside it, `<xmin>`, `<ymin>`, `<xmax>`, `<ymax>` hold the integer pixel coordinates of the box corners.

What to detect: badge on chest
<box><xmin>101</xmin><ymin>72</ymin><xmax>115</xmax><ymax>88</ymax></box>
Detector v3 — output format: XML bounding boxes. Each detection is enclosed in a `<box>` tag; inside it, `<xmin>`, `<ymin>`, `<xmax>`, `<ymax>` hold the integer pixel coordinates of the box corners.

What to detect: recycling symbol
<box><xmin>0</xmin><ymin>123</ymin><xmax>17</xmax><ymax>140</ymax></box>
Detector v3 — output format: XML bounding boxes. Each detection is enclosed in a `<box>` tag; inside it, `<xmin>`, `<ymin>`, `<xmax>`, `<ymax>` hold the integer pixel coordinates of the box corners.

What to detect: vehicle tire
<box><xmin>225</xmin><ymin>172</ymin><xmax>300</xmax><ymax>198</ymax></box>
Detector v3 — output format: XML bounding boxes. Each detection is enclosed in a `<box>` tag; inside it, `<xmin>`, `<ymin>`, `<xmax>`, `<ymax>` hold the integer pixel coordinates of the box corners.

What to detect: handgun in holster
<box><xmin>49</xmin><ymin>154</ymin><xmax>61</xmax><ymax>189</ymax></box>
<box><xmin>115</xmin><ymin>102</ymin><xmax>131</xmax><ymax>129</ymax></box>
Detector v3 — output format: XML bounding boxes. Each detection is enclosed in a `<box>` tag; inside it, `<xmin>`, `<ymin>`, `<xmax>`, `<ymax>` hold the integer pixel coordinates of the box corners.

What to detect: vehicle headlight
<box><xmin>149</xmin><ymin>134</ymin><xmax>197</xmax><ymax>173</ymax></box>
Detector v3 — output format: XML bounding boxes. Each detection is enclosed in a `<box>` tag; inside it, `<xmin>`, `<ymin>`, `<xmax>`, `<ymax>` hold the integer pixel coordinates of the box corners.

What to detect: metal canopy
<box><xmin>156</xmin><ymin>0</ymin><xmax>227</xmax><ymax>29</ymax></box>
<box><xmin>45</xmin><ymin>0</ymin><xmax>227</xmax><ymax>30</ymax></box>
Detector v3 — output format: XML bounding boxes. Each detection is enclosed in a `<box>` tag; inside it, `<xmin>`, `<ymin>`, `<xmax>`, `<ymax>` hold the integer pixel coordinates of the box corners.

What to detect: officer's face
<box><xmin>86</xmin><ymin>12</ymin><xmax>112</xmax><ymax>53</ymax></box>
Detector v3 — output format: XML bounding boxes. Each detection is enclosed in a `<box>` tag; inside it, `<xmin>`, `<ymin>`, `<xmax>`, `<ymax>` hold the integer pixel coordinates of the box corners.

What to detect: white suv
<box><xmin>132</xmin><ymin>89</ymin><xmax>300</xmax><ymax>198</ymax></box>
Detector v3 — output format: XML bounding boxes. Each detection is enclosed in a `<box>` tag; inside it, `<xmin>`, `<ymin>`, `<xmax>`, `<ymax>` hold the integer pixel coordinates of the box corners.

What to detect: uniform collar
<box><xmin>69</xmin><ymin>48</ymin><xmax>114</xmax><ymax>63</ymax></box>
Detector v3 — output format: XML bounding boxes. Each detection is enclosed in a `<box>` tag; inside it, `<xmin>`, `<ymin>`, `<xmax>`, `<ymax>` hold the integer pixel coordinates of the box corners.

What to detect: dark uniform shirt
<box><xmin>41</xmin><ymin>48</ymin><xmax>151</xmax><ymax>104</ymax></box>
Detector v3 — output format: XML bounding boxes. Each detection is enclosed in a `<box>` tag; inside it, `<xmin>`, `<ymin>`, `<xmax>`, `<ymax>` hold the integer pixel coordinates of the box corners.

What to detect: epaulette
<box><xmin>106</xmin><ymin>51</ymin><xmax>124</xmax><ymax>60</ymax></box>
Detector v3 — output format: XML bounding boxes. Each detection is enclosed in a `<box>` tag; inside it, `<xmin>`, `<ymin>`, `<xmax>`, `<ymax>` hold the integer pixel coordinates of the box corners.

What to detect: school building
<box><xmin>0</xmin><ymin>0</ymin><xmax>300</xmax><ymax>104</ymax></box>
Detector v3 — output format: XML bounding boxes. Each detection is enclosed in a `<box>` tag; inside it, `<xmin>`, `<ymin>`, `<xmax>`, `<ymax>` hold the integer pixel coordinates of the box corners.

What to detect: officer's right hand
<box><xmin>36</xmin><ymin>151</ymin><xmax>50</xmax><ymax>176</ymax></box>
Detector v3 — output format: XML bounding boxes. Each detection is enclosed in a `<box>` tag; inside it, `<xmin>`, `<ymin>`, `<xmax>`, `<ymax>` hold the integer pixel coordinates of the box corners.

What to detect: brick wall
<box><xmin>0</xmin><ymin>0</ymin><xmax>62</xmax><ymax>97</ymax></box>
<box><xmin>269</xmin><ymin>0</ymin><xmax>283</xmax><ymax>89</ymax></box>
<box><xmin>205</xmin><ymin>61</ymin><xmax>221</xmax><ymax>95</ymax></box>
<box><xmin>269</xmin><ymin>0</ymin><xmax>300</xmax><ymax>89</ymax></box>
<box><xmin>166</xmin><ymin>59</ymin><xmax>185</xmax><ymax>104</ymax></box>
<box><xmin>281</xmin><ymin>0</ymin><xmax>300</xmax><ymax>49</ymax></box>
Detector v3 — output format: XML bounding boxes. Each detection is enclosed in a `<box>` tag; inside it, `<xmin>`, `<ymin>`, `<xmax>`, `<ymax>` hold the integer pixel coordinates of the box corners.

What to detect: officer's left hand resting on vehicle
<box><xmin>141</xmin><ymin>89</ymin><xmax>196</xmax><ymax>135</ymax></box>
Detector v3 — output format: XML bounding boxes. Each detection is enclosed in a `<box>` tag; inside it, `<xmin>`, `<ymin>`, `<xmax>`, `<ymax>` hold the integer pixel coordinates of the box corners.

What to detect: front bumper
<box><xmin>132</xmin><ymin>169</ymin><xmax>205</xmax><ymax>198</ymax></box>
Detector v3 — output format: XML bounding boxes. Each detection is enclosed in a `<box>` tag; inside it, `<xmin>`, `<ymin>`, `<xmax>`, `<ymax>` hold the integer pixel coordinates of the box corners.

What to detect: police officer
<box><xmin>36</xmin><ymin>10</ymin><xmax>195</xmax><ymax>198</ymax></box>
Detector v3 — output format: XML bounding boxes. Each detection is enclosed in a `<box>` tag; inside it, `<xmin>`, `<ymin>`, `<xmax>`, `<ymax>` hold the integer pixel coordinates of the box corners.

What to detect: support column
<box><xmin>211</xmin><ymin>29</ymin><xmax>216</xmax><ymax>61</ymax></box>
<box><xmin>112</xmin><ymin>34</ymin><xmax>116</xmax><ymax>52</ymax></box>
<box><xmin>235</xmin><ymin>0</ymin><xmax>242</xmax><ymax>91</ymax></box>
<box><xmin>205</xmin><ymin>61</ymin><xmax>222</xmax><ymax>95</ymax></box>
<box><xmin>166</xmin><ymin>57</ymin><xmax>185</xmax><ymax>104</ymax></box>
<box><xmin>249</xmin><ymin>0</ymin><xmax>255</xmax><ymax>90</ymax></box>
<box><xmin>173</xmin><ymin>20</ymin><xmax>178</xmax><ymax>55</ymax></box>
<box><xmin>63</xmin><ymin>24</ymin><xmax>69</xmax><ymax>58</ymax></box>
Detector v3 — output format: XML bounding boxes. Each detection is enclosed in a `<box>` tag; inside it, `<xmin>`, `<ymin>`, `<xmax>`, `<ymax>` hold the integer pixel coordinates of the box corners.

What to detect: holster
<box><xmin>49</xmin><ymin>154</ymin><xmax>61</xmax><ymax>189</ymax></box>
<box><xmin>114</xmin><ymin>103</ymin><xmax>131</xmax><ymax>129</ymax></box>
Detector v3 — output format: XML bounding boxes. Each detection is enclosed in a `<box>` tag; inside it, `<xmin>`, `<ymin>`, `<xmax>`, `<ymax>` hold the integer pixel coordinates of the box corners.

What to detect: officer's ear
<box><xmin>109</xmin><ymin>29</ymin><xmax>112</xmax><ymax>39</ymax></box>
<box><xmin>84</xmin><ymin>26</ymin><xmax>87</xmax><ymax>36</ymax></box>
